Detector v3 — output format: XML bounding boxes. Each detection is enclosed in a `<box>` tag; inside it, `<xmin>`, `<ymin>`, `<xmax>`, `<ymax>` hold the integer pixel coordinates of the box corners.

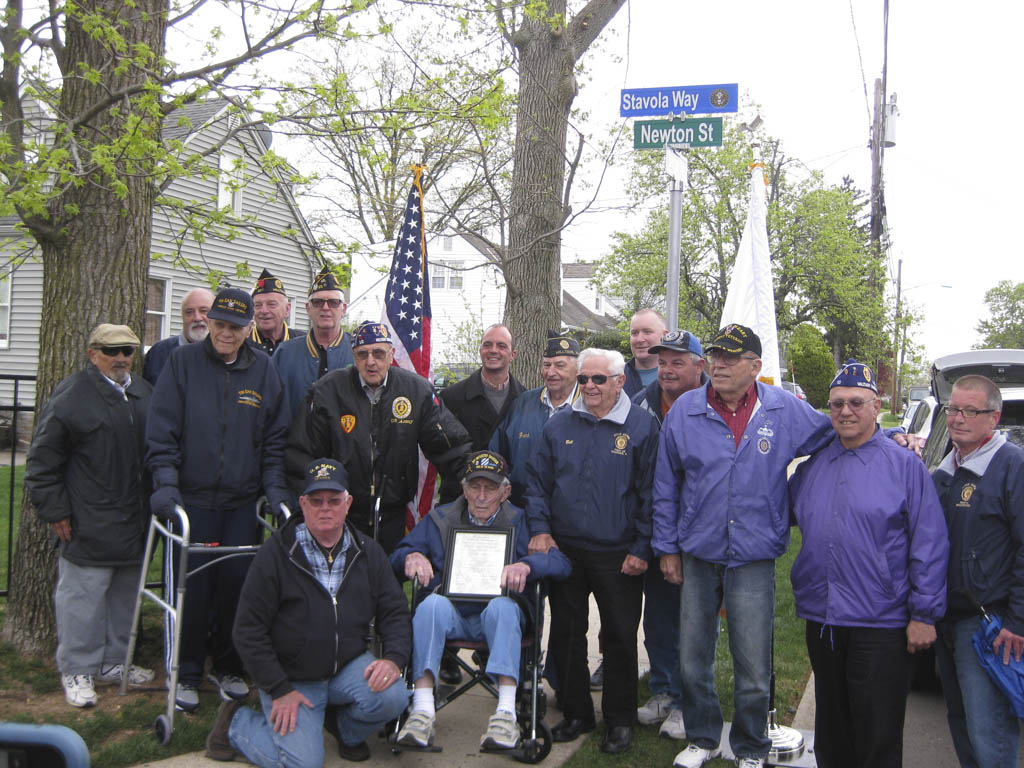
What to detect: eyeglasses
<box><xmin>577</xmin><ymin>374</ymin><xmax>618</xmax><ymax>385</ymax></box>
<box><xmin>309</xmin><ymin>298</ymin><xmax>343</xmax><ymax>309</ymax></box>
<box><xmin>943</xmin><ymin>406</ymin><xmax>996</xmax><ymax>419</ymax></box>
<box><xmin>706</xmin><ymin>351</ymin><xmax>758</xmax><ymax>366</ymax></box>
<box><xmin>96</xmin><ymin>345</ymin><xmax>136</xmax><ymax>357</ymax></box>
<box><xmin>827</xmin><ymin>397</ymin><xmax>877</xmax><ymax>413</ymax></box>
<box><xmin>354</xmin><ymin>348</ymin><xmax>390</xmax><ymax>361</ymax></box>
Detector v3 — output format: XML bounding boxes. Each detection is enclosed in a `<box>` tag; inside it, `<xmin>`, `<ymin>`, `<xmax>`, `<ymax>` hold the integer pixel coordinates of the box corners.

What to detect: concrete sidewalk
<box><xmin>133</xmin><ymin>594</ymin><xmax>645</xmax><ymax>767</ymax></box>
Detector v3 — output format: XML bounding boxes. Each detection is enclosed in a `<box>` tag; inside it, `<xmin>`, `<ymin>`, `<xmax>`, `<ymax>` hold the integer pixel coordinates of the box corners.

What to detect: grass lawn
<box><xmin>563</xmin><ymin>529</ymin><xmax>810</xmax><ymax>768</ymax></box>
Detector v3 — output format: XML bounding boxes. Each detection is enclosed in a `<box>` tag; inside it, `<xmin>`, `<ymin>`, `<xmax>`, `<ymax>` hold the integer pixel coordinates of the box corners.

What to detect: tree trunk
<box><xmin>503</xmin><ymin>0</ymin><xmax>625</xmax><ymax>386</ymax></box>
<box><xmin>1</xmin><ymin>0</ymin><xmax>166</xmax><ymax>655</ymax></box>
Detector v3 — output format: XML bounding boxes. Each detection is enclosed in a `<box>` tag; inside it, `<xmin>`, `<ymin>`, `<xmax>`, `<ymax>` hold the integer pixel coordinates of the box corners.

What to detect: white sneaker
<box><xmin>674</xmin><ymin>743</ymin><xmax>721</xmax><ymax>768</ymax></box>
<box><xmin>208</xmin><ymin>671</ymin><xmax>249</xmax><ymax>701</ymax></box>
<box><xmin>397</xmin><ymin>711</ymin><xmax>436</xmax><ymax>747</ymax></box>
<box><xmin>175</xmin><ymin>682</ymin><xmax>200</xmax><ymax>712</ymax></box>
<box><xmin>637</xmin><ymin>692</ymin><xmax>673</xmax><ymax>724</ymax></box>
<box><xmin>481</xmin><ymin>710</ymin><xmax>520</xmax><ymax>749</ymax></box>
<box><xmin>62</xmin><ymin>674</ymin><xmax>97</xmax><ymax>708</ymax></box>
<box><xmin>736</xmin><ymin>759</ymin><xmax>765</xmax><ymax>768</ymax></box>
<box><xmin>96</xmin><ymin>663</ymin><xmax>155</xmax><ymax>687</ymax></box>
<box><xmin>659</xmin><ymin>708</ymin><xmax>686</xmax><ymax>739</ymax></box>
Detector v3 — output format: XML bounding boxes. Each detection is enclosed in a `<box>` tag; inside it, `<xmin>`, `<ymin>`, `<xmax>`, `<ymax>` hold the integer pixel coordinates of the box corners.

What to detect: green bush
<box><xmin>790</xmin><ymin>324</ymin><xmax>835</xmax><ymax>408</ymax></box>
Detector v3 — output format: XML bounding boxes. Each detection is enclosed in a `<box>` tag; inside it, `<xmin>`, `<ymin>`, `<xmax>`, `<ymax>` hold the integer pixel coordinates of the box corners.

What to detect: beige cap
<box><xmin>87</xmin><ymin>324</ymin><xmax>141</xmax><ymax>347</ymax></box>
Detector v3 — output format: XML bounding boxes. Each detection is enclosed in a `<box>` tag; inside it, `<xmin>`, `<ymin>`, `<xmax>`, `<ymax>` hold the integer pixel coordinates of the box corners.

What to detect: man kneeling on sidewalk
<box><xmin>205</xmin><ymin>459</ymin><xmax>410</xmax><ymax>766</ymax></box>
<box><xmin>389</xmin><ymin>451</ymin><xmax>570</xmax><ymax>750</ymax></box>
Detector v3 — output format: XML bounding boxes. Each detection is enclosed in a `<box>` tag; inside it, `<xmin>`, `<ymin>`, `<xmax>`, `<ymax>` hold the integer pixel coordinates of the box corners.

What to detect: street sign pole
<box><xmin>664</xmin><ymin>148</ymin><xmax>687</xmax><ymax>332</ymax></box>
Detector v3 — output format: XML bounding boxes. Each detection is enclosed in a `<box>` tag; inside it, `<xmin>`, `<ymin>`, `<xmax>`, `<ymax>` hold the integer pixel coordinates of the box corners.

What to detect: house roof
<box><xmin>561</xmin><ymin>290</ymin><xmax>616</xmax><ymax>331</ymax></box>
<box><xmin>163</xmin><ymin>100</ymin><xmax>231</xmax><ymax>142</ymax></box>
<box><xmin>459</xmin><ymin>232</ymin><xmax>502</xmax><ymax>264</ymax></box>
<box><xmin>562</xmin><ymin>262</ymin><xmax>596</xmax><ymax>279</ymax></box>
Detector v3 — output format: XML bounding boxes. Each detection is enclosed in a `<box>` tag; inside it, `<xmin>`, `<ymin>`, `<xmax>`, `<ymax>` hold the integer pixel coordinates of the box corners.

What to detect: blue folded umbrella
<box><xmin>972</xmin><ymin>610</ymin><xmax>1024</xmax><ymax>719</ymax></box>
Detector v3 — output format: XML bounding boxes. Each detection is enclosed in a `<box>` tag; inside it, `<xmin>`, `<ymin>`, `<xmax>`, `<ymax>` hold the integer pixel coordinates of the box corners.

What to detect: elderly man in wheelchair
<box><xmin>389</xmin><ymin>450</ymin><xmax>570</xmax><ymax>752</ymax></box>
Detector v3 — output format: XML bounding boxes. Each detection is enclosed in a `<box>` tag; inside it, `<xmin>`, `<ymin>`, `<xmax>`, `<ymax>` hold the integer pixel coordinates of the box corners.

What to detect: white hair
<box><xmin>578</xmin><ymin>347</ymin><xmax>625</xmax><ymax>376</ymax></box>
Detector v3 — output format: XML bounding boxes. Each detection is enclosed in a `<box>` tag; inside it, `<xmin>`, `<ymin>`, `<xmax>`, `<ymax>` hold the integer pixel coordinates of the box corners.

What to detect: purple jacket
<box><xmin>789</xmin><ymin>429</ymin><xmax>949</xmax><ymax>628</ymax></box>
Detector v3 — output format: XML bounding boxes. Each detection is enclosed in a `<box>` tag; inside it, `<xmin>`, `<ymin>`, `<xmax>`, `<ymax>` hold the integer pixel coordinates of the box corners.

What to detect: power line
<box><xmin>848</xmin><ymin>0</ymin><xmax>873</xmax><ymax>129</ymax></box>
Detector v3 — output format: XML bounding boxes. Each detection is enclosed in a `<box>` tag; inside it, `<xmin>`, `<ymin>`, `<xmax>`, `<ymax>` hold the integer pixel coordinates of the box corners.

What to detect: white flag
<box><xmin>719</xmin><ymin>163</ymin><xmax>781</xmax><ymax>385</ymax></box>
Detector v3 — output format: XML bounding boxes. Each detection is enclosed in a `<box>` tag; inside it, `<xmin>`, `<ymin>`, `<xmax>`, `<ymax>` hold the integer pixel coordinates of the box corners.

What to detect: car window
<box><xmin>910</xmin><ymin>401</ymin><xmax>931</xmax><ymax>434</ymax></box>
<box><xmin>922</xmin><ymin>409</ymin><xmax>950</xmax><ymax>472</ymax></box>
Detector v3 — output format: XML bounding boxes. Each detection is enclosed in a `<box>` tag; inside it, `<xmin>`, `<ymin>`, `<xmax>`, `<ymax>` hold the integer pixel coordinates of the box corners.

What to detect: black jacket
<box><xmin>26</xmin><ymin>365</ymin><xmax>152</xmax><ymax>566</ymax></box>
<box><xmin>440</xmin><ymin>369</ymin><xmax>525</xmax><ymax>450</ymax></box>
<box><xmin>286</xmin><ymin>366</ymin><xmax>470</xmax><ymax>533</ymax></box>
<box><xmin>146</xmin><ymin>336</ymin><xmax>290</xmax><ymax>509</ymax></box>
<box><xmin>233</xmin><ymin>515</ymin><xmax>411</xmax><ymax>698</ymax></box>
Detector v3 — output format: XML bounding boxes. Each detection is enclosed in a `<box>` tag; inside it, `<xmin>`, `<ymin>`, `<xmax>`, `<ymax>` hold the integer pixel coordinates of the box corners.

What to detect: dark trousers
<box><xmin>548</xmin><ymin>546</ymin><xmax>643</xmax><ymax>727</ymax></box>
<box><xmin>167</xmin><ymin>504</ymin><xmax>259</xmax><ymax>685</ymax></box>
<box><xmin>805</xmin><ymin>621</ymin><xmax>911</xmax><ymax>768</ymax></box>
<box><xmin>350</xmin><ymin>503</ymin><xmax>405</xmax><ymax>555</ymax></box>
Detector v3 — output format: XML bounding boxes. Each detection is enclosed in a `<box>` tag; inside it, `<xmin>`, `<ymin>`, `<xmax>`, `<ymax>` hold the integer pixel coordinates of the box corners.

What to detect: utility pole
<box><xmin>890</xmin><ymin>258</ymin><xmax>902</xmax><ymax>415</ymax></box>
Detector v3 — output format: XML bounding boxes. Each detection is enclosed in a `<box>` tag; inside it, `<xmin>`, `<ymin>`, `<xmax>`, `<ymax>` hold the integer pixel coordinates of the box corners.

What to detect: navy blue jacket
<box><xmin>142</xmin><ymin>335</ymin><xmax>182</xmax><ymax>385</ymax></box>
<box><xmin>390</xmin><ymin>498</ymin><xmax>570</xmax><ymax>625</ymax></box>
<box><xmin>525</xmin><ymin>391</ymin><xmax>661</xmax><ymax>561</ymax></box>
<box><xmin>273</xmin><ymin>331</ymin><xmax>354</xmax><ymax>419</ymax></box>
<box><xmin>146</xmin><ymin>336</ymin><xmax>290</xmax><ymax>509</ymax></box>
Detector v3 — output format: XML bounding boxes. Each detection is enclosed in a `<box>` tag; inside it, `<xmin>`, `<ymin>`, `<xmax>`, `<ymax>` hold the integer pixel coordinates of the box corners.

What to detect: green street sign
<box><xmin>633</xmin><ymin>117</ymin><xmax>723</xmax><ymax>149</ymax></box>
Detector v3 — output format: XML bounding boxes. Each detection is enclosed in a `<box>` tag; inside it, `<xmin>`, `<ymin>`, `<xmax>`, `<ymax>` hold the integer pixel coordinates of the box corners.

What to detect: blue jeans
<box><xmin>412</xmin><ymin>593</ymin><xmax>524</xmax><ymax>683</ymax></box>
<box><xmin>644</xmin><ymin>560</ymin><xmax>682</xmax><ymax>708</ymax></box>
<box><xmin>228</xmin><ymin>651</ymin><xmax>408</xmax><ymax>768</ymax></box>
<box><xmin>936</xmin><ymin>616</ymin><xmax>1021</xmax><ymax>768</ymax></box>
<box><xmin>679</xmin><ymin>555</ymin><xmax>774</xmax><ymax>759</ymax></box>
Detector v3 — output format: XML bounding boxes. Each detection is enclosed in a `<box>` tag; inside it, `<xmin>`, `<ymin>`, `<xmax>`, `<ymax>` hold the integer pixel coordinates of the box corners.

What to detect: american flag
<box><xmin>382</xmin><ymin>166</ymin><xmax>435</xmax><ymax>528</ymax></box>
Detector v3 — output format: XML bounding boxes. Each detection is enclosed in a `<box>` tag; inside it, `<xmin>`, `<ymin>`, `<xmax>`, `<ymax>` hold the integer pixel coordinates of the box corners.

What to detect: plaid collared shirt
<box><xmin>295</xmin><ymin>524</ymin><xmax>351</xmax><ymax>595</ymax></box>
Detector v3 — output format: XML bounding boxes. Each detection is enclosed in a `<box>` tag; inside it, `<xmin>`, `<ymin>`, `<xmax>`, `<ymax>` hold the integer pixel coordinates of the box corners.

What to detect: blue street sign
<box><xmin>619</xmin><ymin>83</ymin><xmax>738</xmax><ymax>118</ymax></box>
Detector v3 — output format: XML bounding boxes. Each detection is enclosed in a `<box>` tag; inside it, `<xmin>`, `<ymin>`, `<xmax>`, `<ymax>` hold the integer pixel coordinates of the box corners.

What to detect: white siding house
<box><xmin>347</xmin><ymin>234</ymin><xmax>621</xmax><ymax>369</ymax></box>
<box><xmin>0</xmin><ymin>99</ymin><xmax>323</xmax><ymax>406</ymax></box>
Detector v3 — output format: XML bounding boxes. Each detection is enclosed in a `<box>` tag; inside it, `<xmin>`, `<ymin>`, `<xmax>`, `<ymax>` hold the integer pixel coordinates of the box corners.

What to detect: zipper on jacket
<box><xmin>369</xmin><ymin>400</ymin><xmax>376</xmax><ymax>498</ymax></box>
<box><xmin>436</xmin><ymin>422</ymin><xmax>452</xmax><ymax>450</ymax></box>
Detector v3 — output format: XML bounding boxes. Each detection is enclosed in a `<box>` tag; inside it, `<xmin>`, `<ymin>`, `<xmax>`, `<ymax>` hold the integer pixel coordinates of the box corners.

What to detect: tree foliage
<box><xmin>790</xmin><ymin>323</ymin><xmax>835</xmax><ymax>408</ymax></box>
<box><xmin>976</xmin><ymin>280</ymin><xmax>1024</xmax><ymax>349</ymax></box>
<box><xmin>592</xmin><ymin>124</ymin><xmax>889</xmax><ymax>367</ymax></box>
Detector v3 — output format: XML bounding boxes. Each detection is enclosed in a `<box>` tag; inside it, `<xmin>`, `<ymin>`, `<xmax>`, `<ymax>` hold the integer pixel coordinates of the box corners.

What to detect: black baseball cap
<box><xmin>705</xmin><ymin>324</ymin><xmax>761</xmax><ymax>357</ymax></box>
<box><xmin>302</xmin><ymin>459</ymin><xmax>349</xmax><ymax>494</ymax></box>
<box><xmin>463</xmin><ymin>451</ymin><xmax>509</xmax><ymax>483</ymax></box>
<box><xmin>207</xmin><ymin>288</ymin><xmax>254</xmax><ymax>326</ymax></box>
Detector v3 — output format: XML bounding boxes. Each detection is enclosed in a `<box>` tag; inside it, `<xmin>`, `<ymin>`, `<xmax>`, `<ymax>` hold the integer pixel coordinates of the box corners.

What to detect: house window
<box><xmin>431</xmin><ymin>262</ymin><xmax>449</xmax><ymax>290</ymax></box>
<box><xmin>594</xmin><ymin>295</ymin><xmax>602</xmax><ymax>312</ymax></box>
<box><xmin>446</xmin><ymin>260</ymin><xmax>463</xmax><ymax>290</ymax></box>
<box><xmin>144</xmin><ymin>278</ymin><xmax>169</xmax><ymax>348</ymax></box>
<box><xmin>218</xmin><ymin>151</ymin><xmax>244</xmax><ymax>214</ymax></box>
<box><xmin>442</xmin><ymin>235</ymin><xmax>453</xmax><ymax>251</ymax></box>
<box><xmin>0</xmin><ymin>269</ymin><xmax>10</xmax><ymax>349</ymax></box>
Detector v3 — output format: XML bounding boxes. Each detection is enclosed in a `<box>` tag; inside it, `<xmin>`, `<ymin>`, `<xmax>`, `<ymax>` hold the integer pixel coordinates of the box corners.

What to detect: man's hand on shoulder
<box><xmin>501</xmin><ymin>562</ymin><xmax>531</xmax><ymax>593</ymax></box>
<box><xmin>364</xmin><ymin>658</ymin><xmax>402</xmax><ymax>692</ymax></box>
<box><xmin>890</xmin><ymin>431</ymin><xmax>925</xmax><ymax>457</ymax></box>
<box><xmin>906</xmin><ymin>619</ymin><xmax>936</xmax><ymax>653</ymax></box>
<box><xmin>993</xmin><ymin>627</ymin><xmax>1024</xmax><ymax>665</ymax></box>
<box><xmin>528</xmin><ymin>533</ymin><xmax>556</xmax><ymax>555</ymax></box>
<box><xmin>270</xmin><ymin>689</ymin><xmax>313</xmax><ymax>735</ymax></box>
<box><xmin>50</xmin><ymin>518</ymin><xmax>71</xmax><ymax>542</ymax></box>
<box><xmin>404</xmin><ymin>552</ymin><xmax>434</xmax><ymax>587</ymax></box>
<box><xmin>621</xmin><ymin>554</ymin><xmax>648</xmax><ymax>576</ymax></box>
<box><xmin>660</xmin><ymin>554</ymin><xmax>683</xmax><ymax>585</ymax></box>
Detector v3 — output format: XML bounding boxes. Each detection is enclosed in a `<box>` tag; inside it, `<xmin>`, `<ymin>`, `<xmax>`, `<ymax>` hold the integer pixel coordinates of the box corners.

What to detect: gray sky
<box><xmin>563</xmin><ymin>0</ymin><xmax>1023</xmax><ymax>361</ymax></box>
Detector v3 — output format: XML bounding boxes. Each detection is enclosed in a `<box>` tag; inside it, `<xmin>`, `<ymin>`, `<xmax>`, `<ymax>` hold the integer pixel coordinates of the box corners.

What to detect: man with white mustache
<box><xmin>143</xmin><ymin>287</ymin><xmax>215</xmax><ymax>384</ymax></box>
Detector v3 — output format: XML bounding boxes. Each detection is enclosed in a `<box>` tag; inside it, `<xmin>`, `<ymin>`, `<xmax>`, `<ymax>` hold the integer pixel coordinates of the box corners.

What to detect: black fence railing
<box><xmin>1</xmin><ymin>374</ymin><xmax>36</xmax><ymax>599</ymax></box>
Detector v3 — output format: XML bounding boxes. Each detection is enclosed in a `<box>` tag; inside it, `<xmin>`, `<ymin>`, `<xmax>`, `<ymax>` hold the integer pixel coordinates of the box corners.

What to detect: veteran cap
<box><xmin>207</xmin><ymin>287</ymin><xmax>254</xmax><ymax>325</ymax></box>
<box><xmin>252</xmin><ymin>268</ymin><xmax>286</xmax><ymax>297</ymax></box>
<box><xmin>353</xmin><ymin>320</ymin><xmax>392</xmax><ymax>348</ymax></box>
<box><xmin>302</xmin><ymin>458</ymin><xmax>349</xmax><ymax>495</ymax></box>
<box><xmin>88</xmin><ymin>324</ymin><xmax>141</xmax><ymax>348</ymax></box>
<box><xmin>705</xmin><ymin>324</ymin><xmax>761</xmax><ymax>357</ymax></box>
<box><xmin>830</xmin><ymin>358</ymin><xmax>878</xmax><ymax>393</ymax></box>
<box><xmin>309</xmin><ymin>265</ymin><xmax>343</xmax><ymax>296</ymax></box>
<box><xmin>463</xmin><ymin>450</ymin><xmax>509</xmax><ymax>484</ymax></box>
<box><xmin>650</xmin><ymin>329</ymin><xmax>703</xmax><ymax>357</ymax></box>
<box><xmin>543</xmin><ymin>329</ymin><xmax>580</xmax><ymax>358</ymax></box>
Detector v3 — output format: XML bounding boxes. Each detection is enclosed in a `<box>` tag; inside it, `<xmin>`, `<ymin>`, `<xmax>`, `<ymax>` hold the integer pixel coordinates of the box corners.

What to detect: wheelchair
<box><xmin>387</xmin><ymin>580</ymin><xmax>553</xmax><ymax>763</ymax></box>
<box><xmin>120</xmin><ymin>497</ymin><xmax>289</xmax><ymax>746</ymax></box>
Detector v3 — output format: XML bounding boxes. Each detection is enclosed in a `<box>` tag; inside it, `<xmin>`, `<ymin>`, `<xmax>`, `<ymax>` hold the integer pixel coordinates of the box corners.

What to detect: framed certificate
<box><xmin>442</xmin><ymin>526</ymin><xmax>514</xmax><ymax>602</ymax></box>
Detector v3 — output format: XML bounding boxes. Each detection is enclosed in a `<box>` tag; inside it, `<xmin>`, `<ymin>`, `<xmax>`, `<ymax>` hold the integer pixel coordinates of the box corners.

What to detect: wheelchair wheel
<box><xmin>154</xmin><ymin>714</ymin><xmax>172</xmax><ymax>746</ymax></box>
<box><xmin>515</xmin><ymin>720</ymin><xmax>551</xmax><ymax>764</ymax></box>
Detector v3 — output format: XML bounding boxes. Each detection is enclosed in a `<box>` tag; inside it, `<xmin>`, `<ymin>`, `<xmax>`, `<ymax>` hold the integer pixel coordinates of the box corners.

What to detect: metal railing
<box><xmin>0</xmin><ymin>374</ymin><xmax>35</xmax><ymax>598</ymax></box>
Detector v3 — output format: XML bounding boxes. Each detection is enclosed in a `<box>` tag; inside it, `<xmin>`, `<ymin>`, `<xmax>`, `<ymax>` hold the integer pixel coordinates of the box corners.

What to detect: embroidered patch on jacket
<box><xmin>392</xmin><ymin>396</ymin><xmax>412</xmax><ymax>419</ymax></box>
<box><xmin>340</xmin><ymin>414</ymin><xmax>356</xmax><ymax>434</ymax></box>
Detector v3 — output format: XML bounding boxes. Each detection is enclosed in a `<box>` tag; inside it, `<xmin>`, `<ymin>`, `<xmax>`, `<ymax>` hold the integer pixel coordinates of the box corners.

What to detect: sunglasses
<box><xmin>309</xmin><ymin>298</ymin><xmax>343</xmax><ymax>309</ymax></box>
<box><xmin>97</xmin><ymin>345</ymin><xmax>136</xmax><ymax>357</ymax></box>
<box><xmin>577</xmin><ymin>374</ymin><xmax>617</xmax><ymax>385</ymax></box>
<box><xmin>826</xmin><ymin>397</ymin><xmax>877</xmax><ymax>413</ymax></box>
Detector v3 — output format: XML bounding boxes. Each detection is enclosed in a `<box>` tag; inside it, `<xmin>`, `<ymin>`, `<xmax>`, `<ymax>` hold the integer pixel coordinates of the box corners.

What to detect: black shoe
<box><xmin>439</xmin><ymin>654</ymin><xmax>463</xmax><ymax>685</ymax></box>
<box><xmin>550</xmin><ymin>717</ymin><xmax>596</xmax><ymax>742</ymax></box>
<box><xmin>338</xmin><ymin>740</ymin><xmax>371</xmax><ymax>762</ymax></box>
<box><xmin>206</xmin><ymin>699</ymin><xmax>246</xmax><ymax>761</ymax></box>
<box><xmin>589</xmin><ymin>659</ymin><xmax>604</xmax><ymax>690</ymax></box>
<box><xmin>600</xmin><ymin>725</ymin><xmax>632</xmax><ymax>754</ymax></box>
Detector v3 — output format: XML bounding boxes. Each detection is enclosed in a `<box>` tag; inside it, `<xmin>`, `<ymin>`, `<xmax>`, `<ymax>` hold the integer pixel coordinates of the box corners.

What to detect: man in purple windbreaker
<box><xmin>789</xmin><ymin>359</ymin><xmax>948</xmax><ymax>768</ymax></box>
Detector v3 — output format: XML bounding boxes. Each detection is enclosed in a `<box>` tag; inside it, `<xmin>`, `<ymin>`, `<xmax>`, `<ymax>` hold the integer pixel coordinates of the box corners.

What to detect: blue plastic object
<box><xmin>0</xmin><ymin>722</ymin><xmax>89</xmax><ymax>766</ymax></box>
<box><xmin>972</xmin><ymin>610</ymin><xmax>1024</xmax><ymax>719</ymax></box>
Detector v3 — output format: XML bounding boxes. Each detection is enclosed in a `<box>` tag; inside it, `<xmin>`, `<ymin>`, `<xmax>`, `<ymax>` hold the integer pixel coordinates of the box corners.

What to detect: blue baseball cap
<box><xmin>353</xmin><ymin>320</ymin><xmax>392</xmax><ymax>348</ymax></box>
<box><xmin>650</xmin><ymin>329</ymin><xmax>703</xmax><ymax>357</ymax></box>
<box><xmin>830</xmin><ymin>359</ymin><xmax>878</xmax><ymax>393</ymax></box>
<box><xmin>302</xmin><ymin>459</ymin><xmax>349</xmax><ymax>494</ymax></box>
<box><xmin>207</xmin><ymin>288</ymin><xmax>254</xmax><ymax>326</ymax></box>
